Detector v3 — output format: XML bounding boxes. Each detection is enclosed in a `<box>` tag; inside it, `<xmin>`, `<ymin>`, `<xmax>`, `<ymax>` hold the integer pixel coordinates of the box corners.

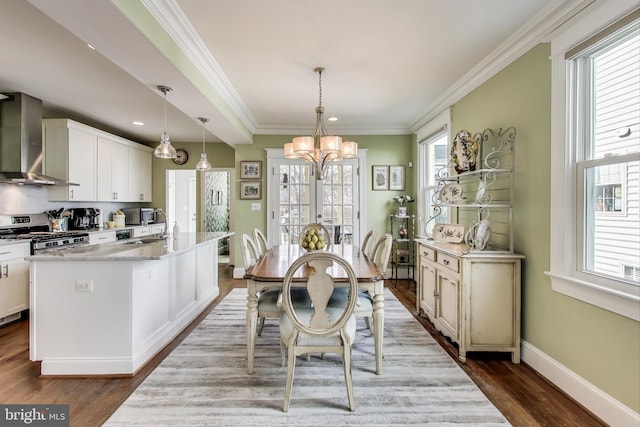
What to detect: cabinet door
<box><xmin>97</xmin><ymin>137</ymin><xmax>129</xmax><ymax>201</ymax></box>
<box><xmin>68</xmin><ymin>127</ymin><xmax>97</xmax><ymax>201</ymax></box>
<box><xmin>128</xmin><ymin>147</ymin><xmax>152</xmax><ymax>202</ymax></box>
<box><xmin>0</xmin><ymin>246</ymin><xmax>30</xmax><ymax>317</ymax></box>
<box><xmin>418</xmin><ymin>257</ymin><xmax>437</xmax><ymax>318</ymax></box>
<box><xmin>437</xmin><ymin>269</ymin><xmax>460</xmax><ymax>341</ymax></box>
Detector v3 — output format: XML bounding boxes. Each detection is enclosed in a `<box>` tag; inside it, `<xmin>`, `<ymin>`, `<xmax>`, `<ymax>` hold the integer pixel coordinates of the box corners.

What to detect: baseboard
<box><xmin>521</xmin><ymin>340</ymin><xmax>639</xmax><ymax>427</ymax></box>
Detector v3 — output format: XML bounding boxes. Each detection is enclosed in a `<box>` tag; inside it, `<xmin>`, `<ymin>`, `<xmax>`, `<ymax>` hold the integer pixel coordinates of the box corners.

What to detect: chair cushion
<box><xmin>258</xmin><ymin>288</ymin><xmax>311</xmax><ymax>315</ymax></box>
<box><xmin>327</xmin><ymin>288</ymin><xmax>373</xmax><ymax>313</ymax></box>
<box><xmin>279</xmin><ymin>307</ymin><xmax>356</xmax><ymax>347</ymax></box>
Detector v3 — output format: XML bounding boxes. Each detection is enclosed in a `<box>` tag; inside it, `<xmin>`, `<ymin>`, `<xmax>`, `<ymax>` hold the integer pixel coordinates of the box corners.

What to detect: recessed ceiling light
<box><xmin>87</xmin><ymin>43</ymin><xmax>96</xmax><ymax>50</ymax></box>
<box><xmin>133</xmin><ymin>121</ymin><xmax>144</xmax><ymax>126</ymax></box>
<box><xmin>328</xmin><ymin>116</ymin><xmax>338</xmax><ymax>122</ymax></box>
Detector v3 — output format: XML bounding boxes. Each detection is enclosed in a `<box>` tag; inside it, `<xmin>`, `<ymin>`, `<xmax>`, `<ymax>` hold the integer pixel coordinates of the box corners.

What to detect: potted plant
<box><xmin>393</xmin><ymin>195</ymin><xmax>414</xmax><ymax>216</ymax></box>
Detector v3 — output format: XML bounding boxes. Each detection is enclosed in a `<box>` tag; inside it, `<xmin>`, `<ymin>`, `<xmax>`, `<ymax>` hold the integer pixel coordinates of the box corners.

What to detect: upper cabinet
<box><xmin>44</xmin><ymin>120</ymin><xmax>97</xmax><ymax>201</ymax></box>
<box><xmin>97</xmin><ymin>136</ymin><xmax>129</xmax><ymax>202</ymax></box>
<box><xmin>44</xmin><ymin>119</ymin><xmax>153</xmax><ymax>203</ymax></box>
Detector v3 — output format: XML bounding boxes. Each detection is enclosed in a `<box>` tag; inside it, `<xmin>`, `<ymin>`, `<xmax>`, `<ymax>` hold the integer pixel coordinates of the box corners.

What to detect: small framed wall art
<box><xmin>240</xmin><ymin>160</ymin><xmax>262</xmax><ymax>179</ymax></box>
<box><xmin>389</xmin><ymin>165</ymin><xmax>405</xmax><ymax>191</ymax></box>
<box><xmin>372</xmin><ymin>165</ymin><xmax>388</xmax><ymax>190</ymax></box>
<box><xmin>240</xmin><ymin>181</ymin><xmax>262</xmax><ymax>200</ymax></box>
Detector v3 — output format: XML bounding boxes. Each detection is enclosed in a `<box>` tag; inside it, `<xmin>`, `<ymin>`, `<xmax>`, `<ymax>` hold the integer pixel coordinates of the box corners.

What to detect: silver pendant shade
<box><xmin>154</xmin><ymin>85</ymin><xmax>177</xmax><ymax>159</ymax></box>
<box><xmin>195</xmin><ymin>117</ymin><xmax>212</xmax><ymax>171</ymax></box>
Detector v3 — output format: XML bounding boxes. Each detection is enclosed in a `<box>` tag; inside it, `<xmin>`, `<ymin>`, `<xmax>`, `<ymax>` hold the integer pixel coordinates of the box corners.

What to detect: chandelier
<box><xmin>284</xmin><ymin>67</ymin><xmax>357</xmax><ymax>180</ymax></box>
<box><xmin>154</xmin><ymin>85</ymin><xmax>177</xmax><ymax>159</ymax></box>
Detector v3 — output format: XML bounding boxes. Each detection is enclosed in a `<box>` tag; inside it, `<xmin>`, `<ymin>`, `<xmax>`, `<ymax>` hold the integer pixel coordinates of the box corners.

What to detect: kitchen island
<box><xmin>27</xmin><ymin>232</ymin><xmax>232</xmax><ymax>376</ymax></box>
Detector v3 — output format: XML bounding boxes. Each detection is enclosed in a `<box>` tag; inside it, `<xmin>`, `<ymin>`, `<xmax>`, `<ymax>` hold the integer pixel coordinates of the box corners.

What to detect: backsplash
<box><xmin>0</xmin><ymin>184</ymin><xmax>145</xmax><ymax>220</ymax></box>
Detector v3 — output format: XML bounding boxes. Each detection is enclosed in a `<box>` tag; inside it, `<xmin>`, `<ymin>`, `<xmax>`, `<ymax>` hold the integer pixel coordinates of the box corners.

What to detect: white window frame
<box><xmin>416</xmin><ymin>109</ymin><xmax>451</xmax><ymax>238</ymax></box>
<box><xmin>547</xmin><ymin>1</ymin><xmax>640</xmax><ymax>321</ymax></box>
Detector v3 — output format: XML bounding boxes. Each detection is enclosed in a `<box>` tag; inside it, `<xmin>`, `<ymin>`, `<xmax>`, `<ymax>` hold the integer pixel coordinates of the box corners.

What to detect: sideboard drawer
<box><xmin>418</xmin><ymin>245</ymin><xmax>435</xmax><ymax>262</ymax></box>
<box><xmin>437</xmin><ymin>252</ymin><xmax>459</xmax><ymax>273</ymax></box>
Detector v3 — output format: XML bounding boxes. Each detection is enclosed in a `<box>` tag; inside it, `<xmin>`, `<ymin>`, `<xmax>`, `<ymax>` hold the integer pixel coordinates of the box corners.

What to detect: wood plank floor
<box><xmin>0</xmin><ymin>265</ymin><xmax>605</xmax><ymax>426</ymax></box>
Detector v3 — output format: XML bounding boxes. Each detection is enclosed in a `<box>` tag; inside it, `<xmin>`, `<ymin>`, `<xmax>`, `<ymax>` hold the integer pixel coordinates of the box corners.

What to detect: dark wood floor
<box><xmin>0</xmin><ymin>265</ymin><xmax>605</xmax><ymax>426</ymax></box>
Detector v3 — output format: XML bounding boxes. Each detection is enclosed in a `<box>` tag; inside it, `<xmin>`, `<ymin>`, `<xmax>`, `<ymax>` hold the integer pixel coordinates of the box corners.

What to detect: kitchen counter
<box><xmin>0</xmin><ymin>239</ymin><xmax>28</xmax><ymax>247</ymax></box>
<box><xmin>28</xmin><ymin>231</ymin><xmax>233</xmax><ymax>376</ymax></box>
<box><xmin>27</xmin><ymin>232</ymin><xmax>230</xmax><ymax>261</ymax></box>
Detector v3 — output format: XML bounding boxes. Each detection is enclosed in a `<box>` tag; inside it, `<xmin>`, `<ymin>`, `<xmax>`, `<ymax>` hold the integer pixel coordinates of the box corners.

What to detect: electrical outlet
<box><xmin>75</xmin><ymin>280</ymin><xmax>93</xmax><ymax>292</ymax></box>
<box><xmin>251</xmin><ymin>203</ymin><xmax>261</xmax><ymax>211</ymax></box>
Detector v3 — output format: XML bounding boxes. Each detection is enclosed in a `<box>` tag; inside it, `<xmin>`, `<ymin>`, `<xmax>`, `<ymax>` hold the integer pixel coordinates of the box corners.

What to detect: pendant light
<box><xmin>154</xmin><ymin>85</ymin><xmax>177</xmax><ymax>159</ymax></box>
<box><xmin>195</xmin><ymin>117</ymin><xmax>212</xmax><ymax>171</ymax></box>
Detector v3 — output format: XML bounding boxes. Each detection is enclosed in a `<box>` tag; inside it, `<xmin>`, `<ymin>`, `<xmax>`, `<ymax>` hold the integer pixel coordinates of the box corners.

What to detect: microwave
<box><xmin>123</xmin><ymin>208</ymin><xmax>155</xmax><ymax>225</ymax></box>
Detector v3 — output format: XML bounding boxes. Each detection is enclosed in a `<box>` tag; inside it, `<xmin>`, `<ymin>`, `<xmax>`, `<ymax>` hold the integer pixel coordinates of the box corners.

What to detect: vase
<box><xmin>398</xmin><ymin>206</ymin><xmax>407</xmax><ymax>216</ymax></box>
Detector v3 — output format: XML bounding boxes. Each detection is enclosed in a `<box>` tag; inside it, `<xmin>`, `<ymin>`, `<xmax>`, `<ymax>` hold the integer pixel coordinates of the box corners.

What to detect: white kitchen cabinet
<box><xmin>128</xmin><ymin>146</ymin><xmax>153</xmax><ymax>202</ymax></box>
<box><xmin>416</xmin><ymin>240</ymin><xmax>523</xmax><ymax>363</ymax></box>
<box><xmin>44</xmin><ymin>119</ymin><xmax>97</xmax><ymax>201</ymax></box>
<box><xmin>0</xmin><ymin>242</ymin><xmax>30</xmax><ymax>324</ymax></box>
<box><xmin>97</xmin><ymin>136</ymin><xmax>129</xmax><ymax>201</ymax></box>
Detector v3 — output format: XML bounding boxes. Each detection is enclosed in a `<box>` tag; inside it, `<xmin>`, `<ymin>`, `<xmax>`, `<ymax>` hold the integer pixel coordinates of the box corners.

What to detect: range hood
<box><xmin>0</xmin><ymin>93</ymin><xmax>77</xmax><ymax>185</ymax></box>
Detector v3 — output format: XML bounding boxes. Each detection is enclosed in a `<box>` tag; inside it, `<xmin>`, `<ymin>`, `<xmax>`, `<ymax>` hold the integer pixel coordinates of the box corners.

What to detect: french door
<box><xmin>266</xmin><ymin>149</ymin><xmax>365</xmax><ymax>248</ymax></box>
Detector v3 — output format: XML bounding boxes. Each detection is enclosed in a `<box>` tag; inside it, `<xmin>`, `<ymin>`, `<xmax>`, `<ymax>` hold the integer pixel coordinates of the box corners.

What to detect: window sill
<box><xmin>545</xmin><ymin>271</ymin><xmax>640</xmax><ymax>322</ymax></box>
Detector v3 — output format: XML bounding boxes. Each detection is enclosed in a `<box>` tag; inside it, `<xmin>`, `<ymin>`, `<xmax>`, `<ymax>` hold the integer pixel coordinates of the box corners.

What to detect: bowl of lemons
<box><xmin>300</xmin><ymin>226</ymin><xmax>327</xmax><ymax>251</ymax></box>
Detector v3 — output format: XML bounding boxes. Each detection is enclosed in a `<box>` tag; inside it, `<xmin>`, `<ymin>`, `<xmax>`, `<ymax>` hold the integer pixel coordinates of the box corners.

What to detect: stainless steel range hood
<box><xmin>0</xmin><ymin>93</ymin><xmax>77</xmax><ymax>185</ymax></box>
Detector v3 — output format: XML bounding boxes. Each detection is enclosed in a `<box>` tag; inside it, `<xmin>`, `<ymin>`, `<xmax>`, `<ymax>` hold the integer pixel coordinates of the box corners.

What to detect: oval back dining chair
<box><xmin>279</xmin><ymin>251</ymin><xmax>358</xmax><ymax>412</ymax></box>
<box><xmin>361</xmin><ymin>229</ymin><xmax>377</xmax><ymax>259</ymax></box>
<box><xmin>253</xmin><ymin>227</ymin><xmax>270</xmax><ymax>257</ymax></box>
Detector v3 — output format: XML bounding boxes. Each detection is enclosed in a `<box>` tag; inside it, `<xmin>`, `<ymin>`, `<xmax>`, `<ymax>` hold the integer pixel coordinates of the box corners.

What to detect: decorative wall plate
<box><xmin>440</xmin><ymin>183</ymin><xmax>464</xmax><ymax>203</ymax></box>
<box><xmin>433</xmin><ymin>223</ymin><xmax>465</xmax><ymax>243</ymax></box>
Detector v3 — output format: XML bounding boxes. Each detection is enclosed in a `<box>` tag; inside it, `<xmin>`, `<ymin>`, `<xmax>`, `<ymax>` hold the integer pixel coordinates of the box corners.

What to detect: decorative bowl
<box><xmin>300</xmin><ymin>225</ymin><xmax>327</xmax><ymax>251</ymax></box>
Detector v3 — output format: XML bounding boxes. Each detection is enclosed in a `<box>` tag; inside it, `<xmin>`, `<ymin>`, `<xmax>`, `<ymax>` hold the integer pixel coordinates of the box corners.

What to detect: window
<box><xmin>549</xmin><ymin>4</ymin><xmax>640</xmax><ymax>321</ymax></box>
<box><xmin>417</xmin><ymin>109</ymin><xmax>451</xmax><ymax>237</ymax></box>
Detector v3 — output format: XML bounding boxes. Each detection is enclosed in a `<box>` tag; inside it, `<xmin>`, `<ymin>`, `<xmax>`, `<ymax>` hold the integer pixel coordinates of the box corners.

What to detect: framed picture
<box><xmin>389</xmin><ymin>165</ymin><xmax>405</xmax><ymax>190</ymax></box>
<box><xmin>240</xmin><ymin>161</ymin><xmax>262</xmax><ymax>179</ymax></box>
<box><xmin>240</xmin><ymin>181</ymin><xmax>261</xmax><ymax>199</ymax></box>
<box><xmin>372</xmin><ymin>165</ymin><xmax>389</xmax><ymax>190</ymax></box>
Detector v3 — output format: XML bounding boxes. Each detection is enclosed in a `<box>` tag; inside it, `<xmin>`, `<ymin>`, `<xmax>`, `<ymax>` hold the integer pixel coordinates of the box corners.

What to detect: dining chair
<box><xmin>328</xmin><ymin>233</ymin><xmax>392</xmax><ymax>333</ymax></box>
<box><xmin>300</xmin><ymin>223</ymin><xmax>332</xmax><ymax>246</ymax></box>
<box><xmin>279</xmin><ymin>251</ymin><xmax>358</xmax><ymax>412</ymax></box>
<box><xmin>361</xmin><ymin>229</ymin><xmax>377</xmax><ymax>259</ymax></box>
<box><xmin>253</xmin><ymin>227</ymin><xmax>270</xmax><ymax>257</ymax></box>
<box><xmin>242</xmin><ymin>233</ymin><xmax>280</xmax><ymax>337</ymax></box>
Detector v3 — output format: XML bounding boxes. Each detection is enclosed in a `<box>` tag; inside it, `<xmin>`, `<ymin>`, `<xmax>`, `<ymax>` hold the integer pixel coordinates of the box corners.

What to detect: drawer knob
<box><xmin>443</xmin><ymin>259</ymin><xmax>449</xmax><ymax>265</ymax></box>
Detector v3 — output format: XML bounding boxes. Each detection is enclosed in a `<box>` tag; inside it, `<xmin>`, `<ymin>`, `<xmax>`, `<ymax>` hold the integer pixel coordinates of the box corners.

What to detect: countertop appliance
<box><xmin>68</xmin><ymin>208</ymin><xmax>102</xmax><ymax>230</ymax></box>
<box><xmin>123</xmin><ymin>208</ymin><xmax>154</xmax><ymax>225</ymax></box>
<box><xmin>0</xmin><ymin>213</ymin><xmax>89</xmax><ymax>254</ymax></box>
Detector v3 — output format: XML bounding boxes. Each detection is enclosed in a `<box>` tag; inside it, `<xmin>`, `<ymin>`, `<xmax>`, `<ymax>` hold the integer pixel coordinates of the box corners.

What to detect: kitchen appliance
<box><xmin>0</xmin><ymin>93</ymin><xmax>77</xmax><ymax>185</ymax></box>
<box><xmin>68</xmin><ymin>208</ymin><xmax>102</xmax><ymax>230</ymax></box>
<box><xmin>0</xmin><ymin>213</ymin><xmax>90</xmax><ymax>254</ymax></box>
<box><xmin>123</xmin><ymin>208</ymin><xmax>154</xmax><ymax>225</ymax></box>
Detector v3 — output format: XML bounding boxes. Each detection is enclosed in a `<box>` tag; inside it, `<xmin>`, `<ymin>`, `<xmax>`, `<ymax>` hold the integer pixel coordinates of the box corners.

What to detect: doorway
<box><xmin>166</xmin><ymin>169</ymin><xmax>197</xmax><ymax>233</ymax></box>
<box><xmin>201</xmin><ymin>168</ymin><xmax>233</xmax><ymax>264</ymax></box>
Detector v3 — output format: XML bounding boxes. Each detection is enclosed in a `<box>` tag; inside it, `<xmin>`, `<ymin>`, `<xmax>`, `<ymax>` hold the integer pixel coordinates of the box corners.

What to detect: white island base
<box><xmin>28</xmin><ymin>232</ymin><xmax>231</xmax><ymax>376</ymax></box>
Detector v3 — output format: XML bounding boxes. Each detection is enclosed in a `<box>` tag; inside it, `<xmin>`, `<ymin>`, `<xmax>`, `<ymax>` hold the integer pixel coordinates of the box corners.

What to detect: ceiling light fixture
<box><xmin>154</xmin><ymin>85</ymin><xmax>177</xmax><ymax>159</ymax></box>
<box><xmin>195</xmin><ymin>117</ymin><xmax>212</xmax><ymax>171</ymax></box>
<box><xmin>284</xmin><ymin>67</ymin><xmax>357</xmax><ymax>180</ymax></box>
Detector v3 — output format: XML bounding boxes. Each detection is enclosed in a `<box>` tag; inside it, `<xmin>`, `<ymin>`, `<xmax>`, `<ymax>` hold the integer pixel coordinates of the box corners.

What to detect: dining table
<box><xmin>244</xmin><ymin>244</ymin><xmax>386</xmax><ymax>375</ymax></box>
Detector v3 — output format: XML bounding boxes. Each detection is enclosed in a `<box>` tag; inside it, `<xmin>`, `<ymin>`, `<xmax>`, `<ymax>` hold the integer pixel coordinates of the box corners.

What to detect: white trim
<box><xmin>522</xmin><ymin>340</ymin><xmax>640</xmax><ymax>427</ymax></box>
<box><xmin>548</xmin><ymin>0</ymin><xmax>640</xmax><ymax>320</ymax></box>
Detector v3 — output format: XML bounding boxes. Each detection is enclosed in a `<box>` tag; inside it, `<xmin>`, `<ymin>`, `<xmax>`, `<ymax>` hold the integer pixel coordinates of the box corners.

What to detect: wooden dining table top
<box><xmin>244</xmin><ymin>244</ymin><xmax>385</xmax><ymax>282</ymax></box>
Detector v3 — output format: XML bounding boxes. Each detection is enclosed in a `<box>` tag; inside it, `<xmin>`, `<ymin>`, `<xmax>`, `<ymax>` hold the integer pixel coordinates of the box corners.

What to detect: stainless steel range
<box><xmin>0</xmin><ymin>213</ymin><xmax>90</xmax><ymax>254</ymax></box>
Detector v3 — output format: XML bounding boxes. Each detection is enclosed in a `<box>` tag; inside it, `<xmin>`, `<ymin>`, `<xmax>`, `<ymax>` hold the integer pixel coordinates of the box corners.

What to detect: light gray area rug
<box><xmin>104</xmin><ymin>288</ymin><xmax>510</xmax><ymax>426</ymax></box>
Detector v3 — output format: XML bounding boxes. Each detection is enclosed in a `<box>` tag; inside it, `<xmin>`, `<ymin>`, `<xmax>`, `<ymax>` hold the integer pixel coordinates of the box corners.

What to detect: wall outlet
<box><xmin>251</xmin><ymin>202</ymin><xmax>261</xmax><ymax>211</ymax></box>
<box><xmin>75</xmin><ymin>280</ymin><xmax>93</xmax><ymax>292</ymax></box>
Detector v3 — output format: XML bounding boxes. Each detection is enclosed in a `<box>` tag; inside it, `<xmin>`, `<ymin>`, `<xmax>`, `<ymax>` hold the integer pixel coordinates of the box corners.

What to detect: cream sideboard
<box><xmin>416</xmin><ymin>239</ymin><xmax>523</xmax><ymax>363</ymax></box>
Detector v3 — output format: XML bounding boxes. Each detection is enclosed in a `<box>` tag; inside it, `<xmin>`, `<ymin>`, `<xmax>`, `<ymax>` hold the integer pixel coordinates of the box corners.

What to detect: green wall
<box><xmin>232</xmin><ymin>134</ymin><xmax>413</xmax><ymax>265</ymax></box>
<box><xmin>450</xmin><ymin>43</ymin><xmax>639</xmax><ymax>411</ymax></box>
<box><xmin>151</xmin><ymin>141</ymin><xmax>235</xmax><ymax>213</ymax></box>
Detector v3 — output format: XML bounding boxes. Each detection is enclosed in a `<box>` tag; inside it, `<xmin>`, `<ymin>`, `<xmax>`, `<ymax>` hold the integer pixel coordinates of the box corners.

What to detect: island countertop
<box><xmin>26</xmin><ymin>231</ymin><xmax>233</xmax><ymax>261</ymax></box>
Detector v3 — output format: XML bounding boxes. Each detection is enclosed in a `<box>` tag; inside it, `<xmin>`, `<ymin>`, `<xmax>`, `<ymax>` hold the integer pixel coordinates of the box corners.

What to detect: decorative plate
<box><xmin>433</xmin><ymin>223</ymin><xmax>465</xmax><ymax>243</ymax></box>
<box><xmin>451</xmin><ymin>130</ymin><xmax>479</xmax><ymax>174</ymax></box>
<box><xmin>440</xmin><ymin>183</ymin><xmax>464</xmax><ymax>204</ymax></box>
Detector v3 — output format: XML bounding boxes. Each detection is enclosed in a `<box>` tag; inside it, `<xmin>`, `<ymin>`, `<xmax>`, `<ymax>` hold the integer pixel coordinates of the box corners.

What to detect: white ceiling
<box><xmin>0</xmin><ymin>0</ymin><xmax>588</xmax><ymax>147</ymax></box>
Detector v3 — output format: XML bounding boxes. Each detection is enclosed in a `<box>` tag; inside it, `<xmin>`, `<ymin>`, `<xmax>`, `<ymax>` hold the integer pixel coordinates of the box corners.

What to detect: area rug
<box><xmin>104</xmin><ymin>288</ymin><xmax>510</xmax><ymax>426</ymax></box>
